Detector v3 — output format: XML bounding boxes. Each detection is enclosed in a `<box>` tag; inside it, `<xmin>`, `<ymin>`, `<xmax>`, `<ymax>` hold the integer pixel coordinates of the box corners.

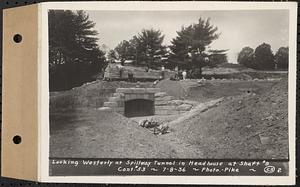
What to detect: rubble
<box><xmin>139</xmin><ymin>119</ymin><xmax>170</xmax><ymax>135</ymax></box>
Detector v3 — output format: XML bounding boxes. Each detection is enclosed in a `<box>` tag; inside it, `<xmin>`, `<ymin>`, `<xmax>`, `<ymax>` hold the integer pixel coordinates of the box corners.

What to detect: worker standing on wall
<box><xmin>174</xmin><ymin>66</ymin><xmax>179</xmax><ymax>80</ymax></box>
<box><xmin>161</xmin><ymin>65</ymin><xmax>165</xmax><ymax>80</ymax></box>
<box><xmin>182</xmin><ymin>70</ymin><xmax>187</xmax><ymax>80</ymax></box>
<box><xmin>128</xmin><ymin>69</ymin><xmax>134</xmax><ymax>82</ymax></box>
<box><xmin>117</xmin><ymin>64</ymin><xmax>124</xmax><ymax>79</ymax></box>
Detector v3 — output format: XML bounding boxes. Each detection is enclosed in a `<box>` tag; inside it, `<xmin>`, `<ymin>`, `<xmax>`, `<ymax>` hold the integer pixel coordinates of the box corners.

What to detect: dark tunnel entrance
<box><xmin>124</xmin><ymin>99</ymin><xmax>154</xmax><ymax>117</ymax></box>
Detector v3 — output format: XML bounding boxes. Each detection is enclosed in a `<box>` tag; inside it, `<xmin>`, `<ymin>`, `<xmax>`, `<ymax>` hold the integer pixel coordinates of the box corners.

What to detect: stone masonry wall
<box><xmin>98</xmin><ymin>87</ymin><xmax>198</xmax><ymax>116</ymax></box>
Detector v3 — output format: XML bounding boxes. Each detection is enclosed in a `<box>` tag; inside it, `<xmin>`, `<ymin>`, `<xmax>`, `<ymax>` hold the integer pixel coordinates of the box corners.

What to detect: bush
<box><xmin>254</xmin><ymin>43</ymin><xmax>275</xmax><ymax>70</ymax></box>
<box><xmin>275</xmin><ymin>47</ymin><xmax>289</xmax><ymax>70</ymax></box>
<box><xmin>237</xmin><ymin>47</ymin><xmax>255</xmax><ymax>68</ymax></box>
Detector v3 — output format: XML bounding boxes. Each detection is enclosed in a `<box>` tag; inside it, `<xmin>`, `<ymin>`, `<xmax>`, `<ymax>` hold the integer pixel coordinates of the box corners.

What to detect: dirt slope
<box><xmin>50</xmin><ymin>77</ymin><xmax>288</xmax><ymax>159</ymax></box>
<box><xmin>50</xmin><ymin>109</ymin><xmax>200</xmax><ymax>158</ymax></box>
<box><xmin>166</xmin><ymin>78</ymin><xmax>288</xmax><ymax>159</ymax></box>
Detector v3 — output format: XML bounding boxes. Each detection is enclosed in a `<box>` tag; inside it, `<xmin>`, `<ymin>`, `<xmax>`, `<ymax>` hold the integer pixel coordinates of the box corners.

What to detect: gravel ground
<box><xmin>50</xmin><ymin>109</ymin><xmax>200</xmax><ymax>158</ymax></box>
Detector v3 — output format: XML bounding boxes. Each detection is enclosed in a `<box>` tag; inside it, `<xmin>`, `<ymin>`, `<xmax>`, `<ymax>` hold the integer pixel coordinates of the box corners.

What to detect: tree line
<box><xmin>49</xmin><ymin>10</ymin><xmax>228</xmax><ymax>91</ymax></box>
<box><xmin>108</xmin><ymin>19</ymin><xmax>228</xmax><ymax>78</ymax></box>
<box><xmin>238</xmin><ymin>43</ymin><xmax>288</xmax><ymax>70</ymax></box>
<box><xmin>49</xmin><ymin>10</ymin><xmax>288</xmax><ymax>91</ymax></box>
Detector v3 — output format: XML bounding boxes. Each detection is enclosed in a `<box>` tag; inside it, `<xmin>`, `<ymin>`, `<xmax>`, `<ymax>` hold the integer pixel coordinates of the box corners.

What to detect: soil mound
<box><xmin>50</xmin><ymin>109</ymin><xmax>180</xmax><ymax>158</ymax></box>
<box><xmin>169</xmin><ymin>78</ymin><xmax>288</xmax><ymax>159</ymax></box>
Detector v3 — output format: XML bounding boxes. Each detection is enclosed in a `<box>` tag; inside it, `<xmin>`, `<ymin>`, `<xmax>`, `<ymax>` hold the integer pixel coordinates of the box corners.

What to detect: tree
<box><xmin>123</xmin><ymin>36</ymin><xmax>140</xmax><ymax>65</ymax></box>
<box><xmin>254</xmin><ymin>43</ymin><xmax>275</xmax><ymax>70</ymax></box>
<box><xmin>135</xmin><ymin>29</ymin><xmax>167</xmax><ymax>68</ymax></box>
<box><xmin>275</xmin><ymin>47</ymin><xmax>289</xmax><ymax>70</ymax></box>
<box><xmin>107</xmin><ymin>49</ymin><xmax>118</xmax><ymax>63</ymax></box>
<box><xmin>169</xmin><ymin>17</ymin><xmax>220</xmax><ymax>76</ymax></box>
<box><xmin>49</xmin><ymin>10</ymin><xmax>106</xmax><ymax>91</ymax></box>
<box><xmin>237</xmin><ymin>47</ymin><xmax>255</xmax><ymax>68</ymax></box>
<box><xmin>114</xmin><ymin>40</ymin><xmax>131</xmax><ymax>65</ymax></box>
<box><xmin>111</xmin><ymin>29</ymin><xmax>167</xmax><ymax>68</ymax></box>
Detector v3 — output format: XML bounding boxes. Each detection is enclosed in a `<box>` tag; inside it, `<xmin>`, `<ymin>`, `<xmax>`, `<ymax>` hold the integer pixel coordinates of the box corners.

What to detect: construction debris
<box><xmin>139</xmin><ymin>119</ymin><xmax>170</xmax><ymax>135</ymax></box>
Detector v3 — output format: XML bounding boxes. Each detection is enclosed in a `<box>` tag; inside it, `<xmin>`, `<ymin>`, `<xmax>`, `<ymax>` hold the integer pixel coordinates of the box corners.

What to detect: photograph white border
<box><xmin>38</xmin><ymin>1</ymin><xmax>297</xmax><ymax>185</ymax></box>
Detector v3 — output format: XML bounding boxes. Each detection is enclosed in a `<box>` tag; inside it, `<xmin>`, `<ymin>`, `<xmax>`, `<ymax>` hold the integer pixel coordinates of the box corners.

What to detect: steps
<box><xmin>154</xmin><ymin>92</ymin><xmax>197</xmax><ymax>115</ymax></box>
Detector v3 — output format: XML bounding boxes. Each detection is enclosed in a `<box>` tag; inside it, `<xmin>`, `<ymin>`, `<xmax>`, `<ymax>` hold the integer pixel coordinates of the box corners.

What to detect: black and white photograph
<box><xmin>46</xmin><ymin>2</ymin><xmax>296</xmax><ymax>181</ymax></box>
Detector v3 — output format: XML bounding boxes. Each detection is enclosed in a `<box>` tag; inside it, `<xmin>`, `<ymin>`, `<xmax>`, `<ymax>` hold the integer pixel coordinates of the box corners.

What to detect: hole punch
<box><xmin>13</xmin><ymin>34</ymin><xmax>22</xmax><ymax>43</ymax></box>
<box><xmin>13</xmin><ymin>135</ymin><xmax>22</xmax><ymax>144</ymax></box>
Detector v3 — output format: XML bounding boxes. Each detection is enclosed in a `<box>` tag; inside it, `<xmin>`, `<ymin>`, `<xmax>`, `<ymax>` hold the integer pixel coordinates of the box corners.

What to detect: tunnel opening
<box><xmin>124</xmin><ymin>99</ymin><xmax>154</xmax><ymax>117</ymax></box>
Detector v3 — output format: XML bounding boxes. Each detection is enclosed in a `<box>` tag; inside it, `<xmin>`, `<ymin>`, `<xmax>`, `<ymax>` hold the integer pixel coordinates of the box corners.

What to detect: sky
<box><xmin>86</xmin><ymin>10</ymin><xmax>289</xmax><ymax>63</ymax></box>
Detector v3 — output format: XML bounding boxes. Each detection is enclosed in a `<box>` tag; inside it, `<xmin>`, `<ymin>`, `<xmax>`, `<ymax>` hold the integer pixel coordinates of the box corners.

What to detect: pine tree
<box><xmin>49</xmin><ymin>10</ymin><xmax>106</xmax><ymax>91</ymax></box>
<box><xmin>136</xmin><ymin>29</ymin><xmax>167</xmax><ymax>68</ymax></box>
<box><xmin>169</xmin><ymin>18</ymin><xmax>220</xmax><ymax>76</ymax></box>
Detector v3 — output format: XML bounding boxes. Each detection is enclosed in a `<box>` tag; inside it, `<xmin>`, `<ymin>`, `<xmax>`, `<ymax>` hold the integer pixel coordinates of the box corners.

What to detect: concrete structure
<box><xmin>99</xmin><ymin>87</ymin><xmax>199</xmax><ymax>117</ymax></box>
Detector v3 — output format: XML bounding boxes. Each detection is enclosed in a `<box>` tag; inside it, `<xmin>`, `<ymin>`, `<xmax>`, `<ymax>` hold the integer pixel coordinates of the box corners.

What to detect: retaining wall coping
<box><xmin>145</xmin><ymin>88</ymin><xmax>160</xmax><ymax>93</ymax></box>
<box><xmin>116</xmin><ymin>87</ymin><xmax>160</xmax><ymax>93</ymax></box>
